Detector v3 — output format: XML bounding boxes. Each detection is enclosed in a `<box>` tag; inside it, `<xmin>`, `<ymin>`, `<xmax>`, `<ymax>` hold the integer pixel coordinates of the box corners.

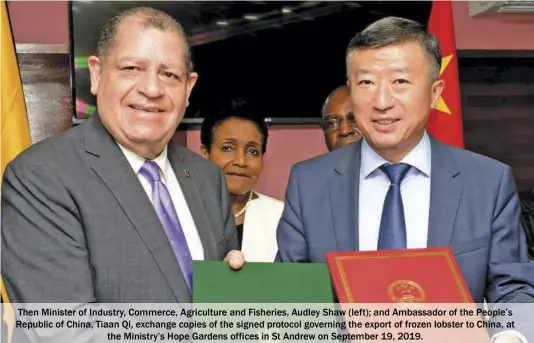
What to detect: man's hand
<box><xmin>224</xmin><ymin>250</ymin><xmax>245</xmax><ymax>270</ymax></box>
<box><xmin>493</xmin><ymin>333</ymin><xmax>524</xmax><ymax>343</ymax></box>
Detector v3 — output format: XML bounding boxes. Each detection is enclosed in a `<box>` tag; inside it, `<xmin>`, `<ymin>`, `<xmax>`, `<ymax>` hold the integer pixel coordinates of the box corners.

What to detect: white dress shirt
<box><xmin>118</xmin><ymin>143</ymin><xmax>204</xmax><ymax>260</ymax></box>
<box><xmin>358</xmin><ymin>132</ymin><xmax>431</xmax><ymax>251</ymax></box>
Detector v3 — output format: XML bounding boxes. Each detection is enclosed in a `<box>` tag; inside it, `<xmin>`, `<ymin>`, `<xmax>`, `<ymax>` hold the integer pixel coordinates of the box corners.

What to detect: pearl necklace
<box><xmin>234</xmin><ymin>191</ymin><xmax>253</xmax><ymax>218</ymax></box>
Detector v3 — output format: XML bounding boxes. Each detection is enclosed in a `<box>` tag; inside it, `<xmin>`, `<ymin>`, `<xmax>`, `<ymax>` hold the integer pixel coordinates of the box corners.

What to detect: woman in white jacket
<box><xmin>200</xmin><ymin>100</ymin><xmax>283</xmax><ymax>262</ymax></box>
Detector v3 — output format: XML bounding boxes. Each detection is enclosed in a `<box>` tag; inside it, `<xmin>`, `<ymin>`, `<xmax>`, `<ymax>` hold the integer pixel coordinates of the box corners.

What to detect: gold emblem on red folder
<box><xmin>388</xmin><ymin>280</ymin><xmax>426</xmax><ymax>303</ymax></box>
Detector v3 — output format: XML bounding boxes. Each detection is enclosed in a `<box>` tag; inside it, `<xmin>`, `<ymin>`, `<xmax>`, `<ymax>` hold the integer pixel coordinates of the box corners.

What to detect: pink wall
<box><xmin>7</xmin><ymin>1</ymin><xmax>534</xmax><ymax>200</ymax></box>
<box><xmin>452</xmin><ymin>1</ymin><xmax>534</xmax><ymax>50</ymax></box>
<box><xmin>8</xmin><ymin>1</ymin><xmax>69</xmax><ymax>45</ymax></box>
<box><xmin>9</xmin><ymin>1</ymin><xmax>534</xmax><ymax>49</ymax></box>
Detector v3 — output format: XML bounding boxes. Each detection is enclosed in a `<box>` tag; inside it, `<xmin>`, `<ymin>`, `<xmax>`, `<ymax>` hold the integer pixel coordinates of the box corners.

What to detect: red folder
<box><xmin>326</xmin><ymin>248</ymin><xmax>490</xmax><ymax>343</ymax></box>
<box><xmin>325</xmin><ymin>247</ymin><xmax>473</xmax><ymax>303</ymax></box>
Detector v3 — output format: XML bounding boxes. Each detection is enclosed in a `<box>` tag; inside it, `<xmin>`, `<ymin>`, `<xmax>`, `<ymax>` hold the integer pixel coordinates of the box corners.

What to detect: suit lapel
<box><xmin>167</xmin><ymin>144</ymin><xmax>218</xmax><ymax>261</ymax></box>
<box><xmin>329</xmin><ymin>142</ymin><xmax>362</xmax><ymax>252</ymax></box>
<box><xmin>82</xmin><ymin>115</ymin><xmax>191</xmax><ymax>303</ymax></box>
<box><xmin>427</xmin><ymin>137</ymin><xmax>464</xmax><ymax>247</ymax></box>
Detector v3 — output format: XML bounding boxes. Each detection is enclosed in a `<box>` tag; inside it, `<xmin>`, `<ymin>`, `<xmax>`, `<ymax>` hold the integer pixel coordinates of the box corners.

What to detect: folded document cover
<box><xmin>193</xmin><ymin>261</ymin><xmax>334</xmax><ymax>303</ymax></box>
<box><xmin>325</xmin><ymin>248</ymin><xmax>491</xmax><ymax>342</ymax></box>
<box><xmin>325</xmin><ymin>247</ymin><xmax>473</xmax><ymax>303</ymax></box>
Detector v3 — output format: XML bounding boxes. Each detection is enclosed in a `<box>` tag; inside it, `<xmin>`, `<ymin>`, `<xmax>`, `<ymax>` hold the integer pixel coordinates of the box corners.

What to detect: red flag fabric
<box><xmin>426</xmin><ymin>0</ymin><xmax>464</xmax><ymax>148</ymax></box>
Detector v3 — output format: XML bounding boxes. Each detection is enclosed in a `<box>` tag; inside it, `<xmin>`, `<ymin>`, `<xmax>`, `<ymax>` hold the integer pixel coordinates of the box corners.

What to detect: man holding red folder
<box><xmin>275</xmin><ymin>17</ymin><xmax>534</xmax><ymax>343</ymax></box>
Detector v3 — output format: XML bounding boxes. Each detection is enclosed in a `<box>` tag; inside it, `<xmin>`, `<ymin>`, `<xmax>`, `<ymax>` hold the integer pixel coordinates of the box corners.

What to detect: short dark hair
<box><xmin>96</xmin><ymin>7</ymin><xmax>194</xmax><ymax>76</ymax></box>
<box><xmin>346</xmin><ymin>16</ymin><xmax>441</xmax><ymax>81</ymax></box>
<box><xmin>200</xmin><ymin>99</ymin><xmax>269</xmax><ymax>154</ymax></box>
<box><xmin>321</xmin><ymin>85</ymin><xmax>349</xmax><ymax>117</ymax></box>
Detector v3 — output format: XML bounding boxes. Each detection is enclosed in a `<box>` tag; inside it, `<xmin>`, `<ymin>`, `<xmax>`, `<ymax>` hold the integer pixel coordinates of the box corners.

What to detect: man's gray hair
<box><xmin>346</xmin><ymin>16</ymin><xmax>442</xmax><ymax>81</ymax></box>
<box><xmin>96</xmin><ymin>6</ymin><xmax>194</xmax><ymax>76</ymax></box>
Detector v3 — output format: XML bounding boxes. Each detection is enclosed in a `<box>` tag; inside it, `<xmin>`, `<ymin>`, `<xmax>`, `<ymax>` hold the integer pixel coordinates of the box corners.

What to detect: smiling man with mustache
<box><xmin>1</xmin><ymin>7</ymin><xmax>244</xmax><ymax>306</ymax></box>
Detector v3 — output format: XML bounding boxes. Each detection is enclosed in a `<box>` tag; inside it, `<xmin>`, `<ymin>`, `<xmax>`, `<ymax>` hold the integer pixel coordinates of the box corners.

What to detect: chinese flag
<box><xmin>1</xmin><ymin>2</ymin><xmax>32</xmax><ymax>342</ymax></box>
<box><xmin>426</xmin><ymin>0</ymin><xmax>464</xmax><ymax>148</ymax></box>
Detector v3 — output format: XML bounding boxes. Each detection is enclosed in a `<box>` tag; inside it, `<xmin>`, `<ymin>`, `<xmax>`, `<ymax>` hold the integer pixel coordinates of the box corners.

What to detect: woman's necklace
<box><xmin>234</xmin><ymin>191</ymin><xmax>253</xmax><ymax>219</ymax></box>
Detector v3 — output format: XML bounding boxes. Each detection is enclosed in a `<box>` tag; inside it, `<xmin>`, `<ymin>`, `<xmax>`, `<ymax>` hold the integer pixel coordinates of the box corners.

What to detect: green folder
<box><xmin>192</xmin><ymin>261</ymin><xmax>334</xmax><ymax>303</ymax></box>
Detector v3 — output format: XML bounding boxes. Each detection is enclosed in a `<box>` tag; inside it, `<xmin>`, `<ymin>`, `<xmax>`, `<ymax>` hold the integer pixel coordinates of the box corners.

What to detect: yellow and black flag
<box><xmin>1</xmin><ymin>1</ymin><xmax>33</xmax><ymax>342</ymax></box>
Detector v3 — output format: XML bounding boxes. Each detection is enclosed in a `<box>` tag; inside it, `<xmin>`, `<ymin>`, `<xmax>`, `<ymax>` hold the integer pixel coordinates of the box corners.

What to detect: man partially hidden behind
<box><xmin>1</xmin><ymin>7</ymin><xmax>243</xmax><ymax>304</ymax></box>
<box><xmin>321</xmin><ymin>85</ymin><xmax>363</xmax><ymax>151</ymax></box>
<box><xmin>276</xmin><ymin>17</ymin><xmax>534</xmax><ymax>343</ymax></box>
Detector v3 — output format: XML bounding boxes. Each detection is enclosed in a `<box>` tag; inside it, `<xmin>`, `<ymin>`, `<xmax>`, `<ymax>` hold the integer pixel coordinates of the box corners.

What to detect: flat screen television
<box><xmin>69</xmin><ymin>1</ymin><xmax>432</xmax><ymax>126</ymax></box>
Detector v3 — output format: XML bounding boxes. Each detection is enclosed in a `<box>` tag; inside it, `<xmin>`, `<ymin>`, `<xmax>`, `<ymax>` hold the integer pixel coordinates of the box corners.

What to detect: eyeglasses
<box><xmin>321</xmin><ymin>113</ymin><xmax>358</xmax><ymax>134</ymax></box>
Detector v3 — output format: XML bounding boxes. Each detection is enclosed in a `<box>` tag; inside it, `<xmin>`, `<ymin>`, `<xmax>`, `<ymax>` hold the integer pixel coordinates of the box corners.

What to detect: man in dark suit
<box><xmin>519</xmin><ymin>188</ymin><xmax>534</xmax><ymax>260</ymax></box>
<box><xmin>276</xmin><ymin>17</ymin><xmax>534</xmax><ymax>343</ymax></box>
<box><xmin>1</xmin><ymin>7</ymin><xmax>244</xmax><ymax>305</ymax></box>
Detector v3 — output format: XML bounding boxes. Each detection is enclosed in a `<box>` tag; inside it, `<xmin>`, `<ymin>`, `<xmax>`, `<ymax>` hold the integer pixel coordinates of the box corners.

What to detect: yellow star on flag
<box><xmin>434</xmin><ymin>54</ymin><xmax>453</xmax><ymax>115</ymax></box>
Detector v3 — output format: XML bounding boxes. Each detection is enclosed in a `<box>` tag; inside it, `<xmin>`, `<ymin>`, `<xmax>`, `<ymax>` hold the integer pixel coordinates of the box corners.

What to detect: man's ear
<box><xmin>200</xmin><ymin>144</ymin><xmax>209</xmax><ymax>159</ymax></box>
<box><xmin>185</xmin><ymin>72</ymin><xmax>198</xmax><ymax>107</ymax></box>
<box><xmin>430</xmin><ymin>79</ymin><xmax>445</xmax><ymax>110</ymax></box>
<box><xmin>88</xmin><ymin>55</ymin><xmax>103</xmax><ymax>96</ymax></box>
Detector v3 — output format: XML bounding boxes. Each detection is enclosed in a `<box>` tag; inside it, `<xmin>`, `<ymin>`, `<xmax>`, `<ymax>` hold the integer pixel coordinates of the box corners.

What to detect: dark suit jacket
<box><xmin>276</xmin><ymin>137</ymin><xmax>534</xmax><ymax>304</ymax></box>
<box><xmin>519</xmin><ymin>189</ymin><xmax>534</xmax><ymax>260</ymax></box>
<box><xmin>1</xmin><ymin>114</ymin><xmax>238</xmax><ymax>303</ymax></box>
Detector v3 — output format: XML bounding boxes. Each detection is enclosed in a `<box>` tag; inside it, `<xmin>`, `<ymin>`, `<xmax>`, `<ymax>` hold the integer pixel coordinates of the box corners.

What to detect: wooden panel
<box><xmin>17</xmin><ymin>50</ymin><xmax>73</xmax><ymax>144</ymax></box>
<box><xmin>16</xmin><ymin>43</ymin><xmax>69</xmax><ymax>54</ymax></box>
<box><xmin>462</xmin><ymin>82</ymin><xmax>534</xmax><ymax>191</ymax></box>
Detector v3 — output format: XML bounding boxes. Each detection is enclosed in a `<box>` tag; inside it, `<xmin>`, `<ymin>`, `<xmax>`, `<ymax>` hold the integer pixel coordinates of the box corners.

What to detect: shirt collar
<box><xmin>360</xmin><ymin>131</ymin><xmax>431</xmax><ymax>179</ymax></box>
<box><xmin>117</xmin><ymin>142</ymin><xmax>169</xmax><ymax>179</ymax></box>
